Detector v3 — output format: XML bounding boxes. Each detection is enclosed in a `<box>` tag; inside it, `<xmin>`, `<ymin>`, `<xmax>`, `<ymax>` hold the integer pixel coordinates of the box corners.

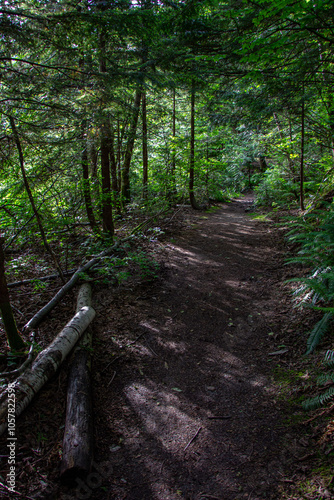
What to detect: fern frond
<box><xmin>306</xmin><ymin>312</ymin><xmax>333</xmax><ymax>354</ymax></box>
<box><xmin>302</xmin><ymin>386</ymin><xmax>334</xmax><ymax>411</ymax></box>
<box><xmin>316</xmin><ymin>373</ymin><xmax>334</xmax><ymax>385</ymax></box>
<box><xmin>325</xmin><ymin>350</ymin><xmax>334</xmax><ymax>368</ymax></box>
<box><xmin>313</xmin><ymin>306</ymin><xmax>334</xmax><ymax>313</ymax></box>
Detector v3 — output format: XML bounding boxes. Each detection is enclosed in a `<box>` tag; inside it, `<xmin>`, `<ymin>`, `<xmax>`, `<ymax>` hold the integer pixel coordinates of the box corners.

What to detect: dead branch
<box><xmin>8</xmin><ymin>270</ymin><xmax>76</xmax><ymax>288</ymax></box>
<box><xmin>22</xmin><ymin>237</ymin><xmax>131</xmax><ymax>333</ymax></box>
<box><xmin>184</xmin><ymin>426</ymin><xmax>202</xmax><ymax>451</ymax></box>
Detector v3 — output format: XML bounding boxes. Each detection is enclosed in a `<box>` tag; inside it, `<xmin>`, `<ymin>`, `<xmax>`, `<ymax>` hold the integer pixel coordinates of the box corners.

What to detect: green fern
<box><xmin>306</xmin><ymin>312</ymin><xmax>333</xmax><ymax>354</ymax></box>
<box><xmin>302</xmin><ymin>350</ymin><xmax>334</xmax><ymax>411</ymax></box>
<box><xmin>316</xmin><ymin>372</ymin><xmax>334</xmax><ymax>385</ymax></box>
<box><xmin>324</xmin><ymin>350</ymin><xmax>334</xmax><ymax>369</ymax></box>
<box><xmin>302</xmin><ymin>386</ymin><xmax>334</xmax><ymax>411</ymax></box>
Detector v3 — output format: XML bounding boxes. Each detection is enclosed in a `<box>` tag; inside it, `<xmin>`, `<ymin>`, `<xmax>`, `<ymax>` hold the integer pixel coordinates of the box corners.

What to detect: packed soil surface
<box><xmin>1</xmin><ymin>194</ymin><xmax>331</xmax><ymax>500</ymax></box>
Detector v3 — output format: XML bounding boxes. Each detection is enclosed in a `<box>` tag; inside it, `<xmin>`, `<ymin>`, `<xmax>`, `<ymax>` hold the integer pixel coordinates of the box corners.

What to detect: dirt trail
<box><xmin>90</xmin><ymin>195</ymin><xmax>297</xmax><ymax>500</ymax></box>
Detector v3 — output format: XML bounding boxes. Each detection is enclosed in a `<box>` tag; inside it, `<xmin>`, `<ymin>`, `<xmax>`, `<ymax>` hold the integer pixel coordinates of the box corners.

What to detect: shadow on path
<box><xmin>92</xmin><ymin>197</ymin><xmax>293</xmax><ymax>500</ymax></box>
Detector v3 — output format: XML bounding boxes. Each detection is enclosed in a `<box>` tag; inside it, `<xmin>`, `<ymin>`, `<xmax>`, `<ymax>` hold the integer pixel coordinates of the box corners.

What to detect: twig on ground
<box><xmin>184</xmin><ymin>426</ymin><xmax>202</xmax><ymax>451</ymax></box>
<box><xmin>107</xmin><ymin>371</ymin><xmax>116</xmax><ymax>387</ymax></box>
<box><xmin>198</xmin><ymin>495</ymin><xmax>221</xmax><ymax>500</ymax></box>
<box><xmin>165</xmin><ymin>207</ymin><xmax>183</xmax><ymax>224</ymax></box>
<box><xmin>128</xmin><ymin>333</ymin><xmax>146</xmax><ymax>345</ymax></box>
<box><xmin>145</xmin><ymin>340</ymin><xmax>159</xmax><ymax>357</ymax></box>
<box><xmin>0</xmin><ymin>480</ymin><xmax>35</xmax><ymax>500</ymax></box>
<box><xmin>298</xmin><ymin>452</ymin><xmax>316</xmax><ymax>461</ymax></box>
<box><xmin>101</xmin><ymin>356</ymin><xmax>124</xmax><ymax>374</ymax></box>
<box><xmin>207</xmin><ymin>415</ymin><xmax>231</xmax><ymax>420</ymax></box>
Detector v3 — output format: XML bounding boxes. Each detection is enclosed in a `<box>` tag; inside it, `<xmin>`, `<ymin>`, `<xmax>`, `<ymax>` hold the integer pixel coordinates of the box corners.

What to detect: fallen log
<box><xmin>22</xmin><ymin>208</ymin><xmax>171</xmax><ymax>333</ymax></box>
<box><xmin>22</xmin><ymin>238</ymin><xmax>127</xmax><ymax>333</ymax></box>
<box><xmin>60</xmin><ymin>284</ymin><xmax>94</xmax><ymax>485</ymax></box>
<box><xmin>0</xmin><ymin>304</ymin><xmax>95</xmax><ymax>436</ymax></box>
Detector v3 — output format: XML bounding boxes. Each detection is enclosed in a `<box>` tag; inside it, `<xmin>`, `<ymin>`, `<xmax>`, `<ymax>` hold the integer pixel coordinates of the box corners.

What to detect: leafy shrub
<box><xmin>255</xmin><ymin>165</ymin><xmax>299</xmax><ymax>208</ymax></box>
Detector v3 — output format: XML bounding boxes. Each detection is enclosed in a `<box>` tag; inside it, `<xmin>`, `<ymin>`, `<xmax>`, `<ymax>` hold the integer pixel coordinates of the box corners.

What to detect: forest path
<box><xmin>90</xmin><ymin>194</ymin><xmax>302</xmax><ymax>500</ymax></box>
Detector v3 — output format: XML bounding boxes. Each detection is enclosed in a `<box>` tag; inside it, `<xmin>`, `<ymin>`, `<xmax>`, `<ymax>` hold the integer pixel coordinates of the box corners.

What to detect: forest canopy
<box><xmin>1</xmin><ymin>0</ymin><xmax>334</xmax><ymax>240</ymax></box>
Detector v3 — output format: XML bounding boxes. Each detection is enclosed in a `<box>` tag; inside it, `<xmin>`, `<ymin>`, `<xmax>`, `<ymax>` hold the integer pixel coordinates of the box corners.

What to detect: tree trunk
<box><xmin>189</xmin><ymin>83</ymin><xmax>200</xmax><ymax>210</ymax></box>
<box><xmin>81</xmin><ymin>122</ymin><xmax>97</xmax><ymax>230</ymax></box>
<box><xmin>142</xmin><ymin>90</ymin><xmax>148</xmax><ymax>199</ymax></box>
<box><xmin>206</xmin><ymin>135</ymin><xmax>210</xmax><ymax>197</ymax></box>
<box><xmin>300</xmin><ymin>93</ymin><xmax>305</xmax><ymax>211</ymax></box>
<box><xmin>0</xmin><ymin>305</ymin><xmax>96</xmax><ymax>436</ymax></box>
<box><xmin>170</xmin><ymin>88</ymin><xmax>177</xmax><ymax>199</ymax></box>
<box><xmin>9</xmin><ymin>116</ymin><xmax>65</xmax><ymax>282</ymax></box>
<box><xmin>108</xmin><ymin>123</ymin><xmax>119</xmax><ymax>195</ymax></box>
<box><xmin>0</xmin><ymin>238</ymin><xmax>25</xmax><ymax>351</ymax></box>
<box><xmin>60</xmin><ymin>284</ymin><xmax>93</xmax><ymax>485</ymax></box>
<box><xmin>90</xmin><ymin>141</ymin><xmax>98</xmax><ymax>180</ymax></box>
<box><xmin>99</xmin><ymin>27</ymin><xmax>114</xmax><ymax>237</ymax></box>
<box><xmin>117</xmin><ymin>117</ymin><xmax>122</xmax><ymax>194</ymax></box>
<box><xmin>121</xmin><ymin>88</ymin><xmax>142</xmax><ymax>204</ymax></box>
<box><xmin>100</xmin><ymin>122</ymin><xmax>114</xmax><ymax>236</ymax></box>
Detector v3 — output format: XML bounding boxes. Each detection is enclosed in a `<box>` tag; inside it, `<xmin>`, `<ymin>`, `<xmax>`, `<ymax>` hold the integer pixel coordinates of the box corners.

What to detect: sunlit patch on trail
<box><xmin>124</xmin><ymin>383</ymin><xmax>202</xmax><ymax>453</ymax></box>
<box><xmin>204</xmin><ymin>345</ymin><xmax>245</xmax><ymax>368</ymax></box>
<box><xmin>139</xmin><ymin>320</ymin><xmax>160</xmax><ymax>333</ymax></box>
<box><xmin>155</xmin><ymin>338</ymin><xmax>188</xmax><ymax>354</ymax></box>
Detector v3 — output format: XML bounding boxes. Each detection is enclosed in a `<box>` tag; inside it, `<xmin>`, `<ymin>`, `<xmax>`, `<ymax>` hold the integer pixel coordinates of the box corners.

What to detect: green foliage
<box><xmin>255</xmin><ymin>166</ymin><xmax>299</xmax><ymax>208</ymax></box>
<box><xmin>303</xmin><ymin>387</ymin><xmax>334</xmax><ymax>411</ymax></box>
<box><xmin>306</xmin><ymin>312</ymin><xmax>333</xmax><ymax>355</ymax></box>
<box><xmin>324</xmin><ymin>350</ymin><xmax>334</xmax><ymax>369</ymax></box>
<box><xmin>32</xmin><ymin>279</ymin><xmax>48</xmax><ymax>292</ymax></box>
<box><xmin>303</xmin><ymin>350</ymin><xmax>334</xmax><ymax>410</ymax></box>
<box><xmin>286</xmin><ymin>208</ymin><xmax>334</xmax><ymax>353</ymax></box>
<box><xmin>131</xmin><ymin>251</ymin><xmax>160</xmax><ymax>281</ymax></box>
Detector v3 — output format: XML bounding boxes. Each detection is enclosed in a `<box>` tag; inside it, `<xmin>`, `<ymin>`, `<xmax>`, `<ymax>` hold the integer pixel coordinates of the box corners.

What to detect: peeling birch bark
<box><xmin>0</xmin><ymin>305</ymin><xmax>95</xmax><ymax>436</ymax></box>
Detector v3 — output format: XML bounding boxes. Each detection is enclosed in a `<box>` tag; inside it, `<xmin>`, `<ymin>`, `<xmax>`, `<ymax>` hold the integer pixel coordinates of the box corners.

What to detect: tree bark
<box><xmin>117</xmin><ymin>117</ymin><xmax>122</xmax><ymax>194</ymax></box>
<box><xmin>189</xmin><ymin>83</ymin><xmax>200</xmax><ymax>210</ymax></box>
<box><xmin>0</xmin><ymin>305</ymin><xmax>96</xmax><ymax>436</ymax></box>
<box><xmin>0</xmin><ymin>238</ymin><xmax>25</xmax><ymax>351</ymax></box>
<box><xmin>100</xmin><ymin>121</ymin><xmax>114</xmax><ymax>236</ymax></box>
<box><xmin>169</xmin><ymin>88</ymin><xmax>177</xmax><ymax>201</ymax></box>
<box><xmin>142</xmin><ymin>90</ymin><xmax>148</xmax><ymax>199</ymax></box>
<box><xmin>121</xmin><ymin>88</ymin><xmax>142</xmax><ymax>204</ymax></box>
<box><xmin>81</xmin><ymin>122</ymin><xmax>97</xmax><ymax>230</ymax></box>
<box><xmin>108</xmin><ymin>123</ymin><xmax>119</xmax><ymax>195</ymax></box>
<box><xmin>300</xmin><ymin>93</ymin><xmax>305</xmax><ymax>211</ymax></box>
<box><xmin>99</xmin><ymin>28</ymin><xmax>114</xmax><ymax>237</ymax></box>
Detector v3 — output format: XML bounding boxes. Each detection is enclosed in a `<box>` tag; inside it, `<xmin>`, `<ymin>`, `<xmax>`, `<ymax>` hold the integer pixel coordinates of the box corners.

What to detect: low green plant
<box><xmin>32</xmin><ymin>279</ymin><xmax>48</xmax><ymax>292</ymax></box>
<box><xmin>302</xmin><ymin>350</ymin><xmax>334</xmax><ymax>410</ymax></box>
<box><xmin>285</xmin><ymin>208</ymin><xmax>334</xmax><ymax>411</ymax></box>
<box><xmin>286</xmin><ymin>208</ymin><xmax>334</xmax><ymax>353</ymax></box>
<box><xmin>131</xmin><ymin>251</ymin><xmax>160</xmax><ymax>281</ymax></box>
